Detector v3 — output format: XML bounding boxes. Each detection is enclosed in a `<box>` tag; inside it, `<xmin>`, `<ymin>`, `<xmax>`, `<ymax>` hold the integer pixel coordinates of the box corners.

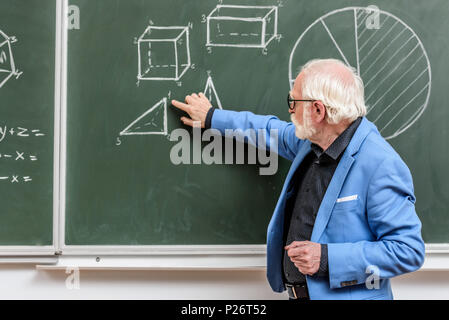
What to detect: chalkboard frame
<box><xmin>0</xmin><ymin>0</ymin><xmax>62</xmax><ymax>258</ymax></box>
<box><xmin>57</xmin><ymin>0</ymin><xmax>449</xmax><ymax>260</ymax></box>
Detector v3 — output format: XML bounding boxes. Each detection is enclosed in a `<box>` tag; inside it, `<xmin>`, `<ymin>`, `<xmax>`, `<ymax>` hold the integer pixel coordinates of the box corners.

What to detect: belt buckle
<box><xmin>286</xmin><ymin>284</ymin><xmax>298</xmax><ymax>299</ymax></box>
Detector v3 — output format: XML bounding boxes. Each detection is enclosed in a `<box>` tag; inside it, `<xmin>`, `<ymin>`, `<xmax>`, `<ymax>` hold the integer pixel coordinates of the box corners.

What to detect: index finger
<box><xmin>285</xmin><ymin>241</ymin><xmax>307</xmax><ymax>250</ymax></box>
<box><xmin>171</xmin><ymin>99</ymin><xmax>191</xmax><ymax>113</ymax></box>
<box><xmin>287</xmin><ymin>246</ymin><xmax>308</xmax><ymax>257</ymax></box>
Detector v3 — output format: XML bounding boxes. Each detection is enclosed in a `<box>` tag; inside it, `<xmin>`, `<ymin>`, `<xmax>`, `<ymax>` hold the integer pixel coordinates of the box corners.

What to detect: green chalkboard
<box><xmin>65</xmin><ymin>0</ymin><xmax>449</xmax><ymax>245</ymax></box>
<box><xmin>0</xmin><ymin>0</ymin><xmax>55</xmax><ymax>246</ymax></box>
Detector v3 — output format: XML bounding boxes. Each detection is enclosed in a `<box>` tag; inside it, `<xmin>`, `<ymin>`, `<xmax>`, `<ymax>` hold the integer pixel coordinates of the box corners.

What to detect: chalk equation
<box><xmin>0</xmin><ymin>125</ymin><xmax>46</xmax><ymax>143</ymax></box>
<box><xmin>0</xmin><ymin>125</ymin><xmax>45</xmax><ymax>184</ymax></box>
<box><xmin>0</xmin><ymin>151</ymin><xmax>38</xmax><ymax>161</ymax></box>
<box><xmin>0</xmin><ymin>175</ymin><xmax>33</xmax><ymax>183</ymax></box>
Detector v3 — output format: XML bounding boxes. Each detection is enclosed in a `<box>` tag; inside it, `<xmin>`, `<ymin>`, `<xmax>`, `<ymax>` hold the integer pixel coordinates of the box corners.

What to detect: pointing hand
<box><xmin>171</xmin><ymin>92</ymin><xmax>212</xmax><ymax>128</ymax></box>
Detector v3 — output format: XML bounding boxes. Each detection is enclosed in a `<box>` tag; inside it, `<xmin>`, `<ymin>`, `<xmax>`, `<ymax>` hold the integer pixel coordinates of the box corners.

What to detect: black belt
<box><xmin>286</xmin><ymin>283</ymin><xmax>309</xmax><ymax>300</ymax></box>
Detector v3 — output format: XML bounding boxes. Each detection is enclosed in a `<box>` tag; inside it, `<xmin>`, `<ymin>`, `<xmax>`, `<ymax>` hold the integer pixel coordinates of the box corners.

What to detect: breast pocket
<box><xmin>333</xmin><ymin>195</ymin><xmax>360</xmax><ymax>213</ymax></box>
<box><xmin>326</xmin><ymin>195</ymin><xmax>361</xmax><ymax>242</ymax></box>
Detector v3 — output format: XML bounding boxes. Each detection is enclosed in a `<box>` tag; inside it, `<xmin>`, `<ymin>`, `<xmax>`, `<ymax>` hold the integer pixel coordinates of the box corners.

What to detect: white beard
<box><xmin>291</xmin><ymin>108</ymin><xmax>316</xmax><ymax>140</ymax></box>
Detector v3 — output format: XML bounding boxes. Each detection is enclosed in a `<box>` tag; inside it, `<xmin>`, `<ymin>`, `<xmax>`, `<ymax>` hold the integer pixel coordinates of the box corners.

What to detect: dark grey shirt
<box><xmin>283</xmin><ymin>117</ymin><xmax>362</xmax><ymax>285</ymax></box>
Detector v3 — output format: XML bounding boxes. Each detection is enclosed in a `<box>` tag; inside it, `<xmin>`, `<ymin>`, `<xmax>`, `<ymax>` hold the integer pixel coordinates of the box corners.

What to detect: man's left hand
<box><xmin>285</xmin><ymin>241</ymin><xmax>321</xmax><ymax>276</ymax></box>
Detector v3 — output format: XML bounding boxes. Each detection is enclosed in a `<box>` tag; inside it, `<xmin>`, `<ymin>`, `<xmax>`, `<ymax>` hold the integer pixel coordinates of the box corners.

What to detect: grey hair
<box><xmin>299</xmin><ymin>59</ymin><xmax>367</xmax><ymax>124</ymax></box>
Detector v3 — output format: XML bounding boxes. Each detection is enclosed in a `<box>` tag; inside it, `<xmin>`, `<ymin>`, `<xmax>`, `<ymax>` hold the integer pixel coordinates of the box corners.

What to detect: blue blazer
<box><xmin>211</xmin><ymin>109</ymin><xmax>425</xmax><ymax>300</ymax></box>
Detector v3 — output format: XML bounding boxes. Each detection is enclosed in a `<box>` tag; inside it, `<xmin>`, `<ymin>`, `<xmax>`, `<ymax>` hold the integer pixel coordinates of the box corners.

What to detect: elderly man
<box><xmin>171</xmin><ymin>59</ymin><xmax>425</xmax><ymax>300</ymax></box>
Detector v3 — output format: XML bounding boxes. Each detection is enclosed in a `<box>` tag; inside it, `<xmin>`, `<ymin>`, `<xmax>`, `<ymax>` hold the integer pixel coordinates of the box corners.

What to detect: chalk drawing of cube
<box><xmin>137</xmin><ymin>26</ymin><xmax>191</xmax><ymax>81</ymax></box>
<box><xmin>0</xmin><ymin>29</ymin><xmax>16</xmax><ymax>89</ymax></box>
<box><xmin>206</xmin><ymin>5</ymin><xmax>278</xmax><ymax>48</ymax></box>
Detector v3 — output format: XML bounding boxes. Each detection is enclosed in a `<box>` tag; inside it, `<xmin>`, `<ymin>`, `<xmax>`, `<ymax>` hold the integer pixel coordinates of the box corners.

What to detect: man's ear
<box><xmin>312</xmin><ymin>101</ymin><xmax>326</xmax><ymax>123</ymax></box>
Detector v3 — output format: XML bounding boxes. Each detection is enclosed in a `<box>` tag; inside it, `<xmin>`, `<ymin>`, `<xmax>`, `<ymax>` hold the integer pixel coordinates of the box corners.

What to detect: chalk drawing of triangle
<box><xmin>120</xmin><ymin>97</ymin><xmax>167</xmax><ymax>136</ymax></box>
<box><xmin>204</xmin><ymin>76</ymin><xmax>223</xmax><ymax>109</ymax></box>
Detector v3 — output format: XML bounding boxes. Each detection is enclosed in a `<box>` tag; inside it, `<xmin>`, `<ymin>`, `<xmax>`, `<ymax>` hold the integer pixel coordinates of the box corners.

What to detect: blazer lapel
<box><xmin>310</xmin><ymin>117</ymin><xmax>374</xmax><ymax>242</ymax></box>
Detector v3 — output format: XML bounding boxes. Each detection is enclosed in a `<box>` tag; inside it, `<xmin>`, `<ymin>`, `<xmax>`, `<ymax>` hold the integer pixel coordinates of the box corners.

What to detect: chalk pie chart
<box><xmin>289</xmin><ymin>7</ymin><xmax>431</xmax><ymax>140</ymax></box>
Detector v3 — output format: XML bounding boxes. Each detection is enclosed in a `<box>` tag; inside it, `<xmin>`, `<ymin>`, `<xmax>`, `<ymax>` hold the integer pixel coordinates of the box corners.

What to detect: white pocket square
<box><xmin>336</xmin><ymin>194</ymin><xmax>358</xmax><ymax>203</ymax></box>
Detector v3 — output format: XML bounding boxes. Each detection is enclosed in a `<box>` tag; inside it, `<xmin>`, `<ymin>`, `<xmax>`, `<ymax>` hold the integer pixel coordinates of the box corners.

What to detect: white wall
<box><xmin>0</xmin><ymin>265</ymin><xmax>448</xmax><ymax>300</ymax></box>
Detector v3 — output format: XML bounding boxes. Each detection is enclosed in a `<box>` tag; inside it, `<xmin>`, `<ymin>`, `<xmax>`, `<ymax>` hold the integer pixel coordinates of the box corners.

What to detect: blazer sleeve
<box><xmin>210</xmin><ymin>109</ymin><xmax>303</xmax><ymax>161</ymax></box>
<box><xmin>327</xmin><ymin>156</ymin><xmax>426</xmax><ymax>289</ymax></box>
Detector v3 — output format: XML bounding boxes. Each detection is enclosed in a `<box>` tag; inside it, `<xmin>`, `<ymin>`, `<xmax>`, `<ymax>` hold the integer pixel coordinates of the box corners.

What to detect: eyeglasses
<box><xmin>287</xmin><ymin>94</ymin><xmax>315</xmax><ymax>111</ymax></box>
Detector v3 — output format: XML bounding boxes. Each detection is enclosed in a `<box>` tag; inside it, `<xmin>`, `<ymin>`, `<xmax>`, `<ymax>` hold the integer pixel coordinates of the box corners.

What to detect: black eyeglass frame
<box><xmin>287</xmin><ymin>94</ymin><xmax>315</xmax><ymax>111</ymax></box>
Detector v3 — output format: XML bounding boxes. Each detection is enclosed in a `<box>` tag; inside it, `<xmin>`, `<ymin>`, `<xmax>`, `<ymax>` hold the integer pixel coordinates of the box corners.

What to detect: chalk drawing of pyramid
<box><xmin>120</xmin><ymin>97</ymin><xmax>167</xmax><ymax>136</ymax></box>
<box><xmin>204</xmin><ymin>75</ymin><xmax>222</xmax><ymax>109</ymax></box>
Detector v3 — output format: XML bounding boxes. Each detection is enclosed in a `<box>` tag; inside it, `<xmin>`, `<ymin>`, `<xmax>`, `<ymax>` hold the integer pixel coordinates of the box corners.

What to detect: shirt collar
<box><xmin>311</xmin><ymin>117</ymin><xmax>362</xmax><ymax>162</ymax></box>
